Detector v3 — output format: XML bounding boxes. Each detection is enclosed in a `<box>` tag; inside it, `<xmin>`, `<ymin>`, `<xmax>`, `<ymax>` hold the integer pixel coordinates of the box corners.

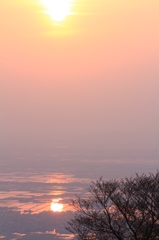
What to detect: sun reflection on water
<box><xmin>51</xmin><ymin>199</ymin><xmax>63</xmax><ymax>212</ymax></box>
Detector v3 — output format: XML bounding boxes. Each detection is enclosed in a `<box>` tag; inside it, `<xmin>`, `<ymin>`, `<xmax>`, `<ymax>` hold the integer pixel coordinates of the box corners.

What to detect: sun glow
<box><xmin>51</xmin><ymin>202</ymin><xmax>63</xmax><ymax>212</ymax></box>
<box><xmin>41</xmin><ymin>0</ymin><xmax>72</xmax><ymax>22</ymax></box>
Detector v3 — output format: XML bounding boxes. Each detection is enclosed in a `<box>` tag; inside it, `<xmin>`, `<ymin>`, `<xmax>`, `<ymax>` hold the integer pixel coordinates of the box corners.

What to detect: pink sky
<box><xmin>1</xmin><ymin>0</ymin><xmax>159</xmax><ymax>155</ymax></box>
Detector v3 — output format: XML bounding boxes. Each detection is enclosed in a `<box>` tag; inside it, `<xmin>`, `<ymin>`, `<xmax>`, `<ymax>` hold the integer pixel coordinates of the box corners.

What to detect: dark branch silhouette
<box><xmin>66</xmin><ymin>172</ymin><xmax>159</xmax><ymax>240</ymax></box>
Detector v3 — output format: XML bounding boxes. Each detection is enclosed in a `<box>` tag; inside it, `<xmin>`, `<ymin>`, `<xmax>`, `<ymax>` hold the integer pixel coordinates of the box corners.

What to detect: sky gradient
<box><xmin>1</xmin><ymin>0</ymin><xmax>159</xmax><ymax>157</ymax></box>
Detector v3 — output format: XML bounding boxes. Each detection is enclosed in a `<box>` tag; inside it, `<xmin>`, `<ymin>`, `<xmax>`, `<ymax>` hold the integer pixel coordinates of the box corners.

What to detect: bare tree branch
<box><xmin>66</xmin><ymin>172</ymin><xmax>159</xmax><ymax>240</ymax></box>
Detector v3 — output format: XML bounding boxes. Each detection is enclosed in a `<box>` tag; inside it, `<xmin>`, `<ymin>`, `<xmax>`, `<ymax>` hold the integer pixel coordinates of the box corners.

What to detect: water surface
<box><xmin>0</xmin><ymin>148</ymin><xmax>158</xmax><ymax>239</ymax></box>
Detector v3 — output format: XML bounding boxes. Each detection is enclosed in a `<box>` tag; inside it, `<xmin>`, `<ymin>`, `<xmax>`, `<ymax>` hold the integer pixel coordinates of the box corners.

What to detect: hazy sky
<box><xmin>1</xmin><ymin>0</ymin><xmax>159</xmax><ymax>156</ymax></box>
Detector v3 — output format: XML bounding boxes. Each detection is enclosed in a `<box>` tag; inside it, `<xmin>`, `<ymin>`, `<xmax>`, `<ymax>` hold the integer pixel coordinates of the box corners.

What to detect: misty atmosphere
<box><xmin>0</xmin><ymin>0</ymin><xmax>159</xmax><ymax>239</ymax></box>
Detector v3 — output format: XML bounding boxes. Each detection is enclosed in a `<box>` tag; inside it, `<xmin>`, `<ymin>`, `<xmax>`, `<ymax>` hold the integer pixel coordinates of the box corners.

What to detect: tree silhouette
<box><xmin>67</xmin><ymin>172</ymin><xmax>159</xmax><ymax>240</ymax></box>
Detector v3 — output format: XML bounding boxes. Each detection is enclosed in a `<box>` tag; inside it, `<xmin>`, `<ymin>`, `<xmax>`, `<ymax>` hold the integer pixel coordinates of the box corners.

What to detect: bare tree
<box><xmin>66</xmin><ymin>172</ymin><xmax>159</xmax><ymax>240</ymax></box>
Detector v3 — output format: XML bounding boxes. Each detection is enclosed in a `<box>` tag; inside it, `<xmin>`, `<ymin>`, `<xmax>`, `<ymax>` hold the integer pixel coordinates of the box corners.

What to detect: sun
<box><xmin>41</xmin><ymin>0</ymin><xmax>72</xmax><ymax>22</ymax></box>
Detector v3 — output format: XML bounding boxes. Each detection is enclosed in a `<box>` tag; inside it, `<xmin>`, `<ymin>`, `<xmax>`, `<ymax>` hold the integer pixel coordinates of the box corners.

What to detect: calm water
<box><xmin>0</xmin><ymin>147</ymin><xmax>158</xmax><ymax>239</ymax></box>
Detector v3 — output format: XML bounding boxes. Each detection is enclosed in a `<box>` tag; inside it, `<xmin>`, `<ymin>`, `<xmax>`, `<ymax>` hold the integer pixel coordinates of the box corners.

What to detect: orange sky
<box><xmin>1</xmin><ymin>0</ymin><xmax>159</xmax><ymax>78</ymax></box>
<box><xmin>1</xmin><ymin>0</ymin><xmax>159</xmax><ymax>155</ymax></box>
